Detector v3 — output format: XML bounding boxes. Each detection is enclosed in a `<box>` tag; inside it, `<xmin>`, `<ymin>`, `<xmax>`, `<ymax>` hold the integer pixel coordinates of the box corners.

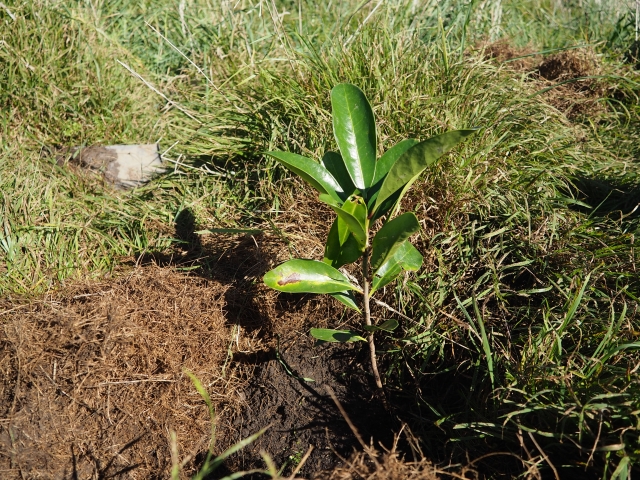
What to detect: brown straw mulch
<box><xmin>1</xmin><ymin>267</ymin><xmax>250</xmax><ymax>479</ymax></box>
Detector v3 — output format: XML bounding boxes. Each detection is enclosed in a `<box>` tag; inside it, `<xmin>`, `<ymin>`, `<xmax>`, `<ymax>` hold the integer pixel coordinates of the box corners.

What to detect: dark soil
<box><xmin>227</xmin><ymin>336</ymin><xmax>397</xmax><ymax>477</ymax></box>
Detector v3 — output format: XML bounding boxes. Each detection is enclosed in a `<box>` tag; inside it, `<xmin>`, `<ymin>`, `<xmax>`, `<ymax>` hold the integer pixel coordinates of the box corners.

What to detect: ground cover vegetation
<box><xmin>1</xmin><ymin>0</ymin><xmax>640</xmax><ymax>478</ymax></box>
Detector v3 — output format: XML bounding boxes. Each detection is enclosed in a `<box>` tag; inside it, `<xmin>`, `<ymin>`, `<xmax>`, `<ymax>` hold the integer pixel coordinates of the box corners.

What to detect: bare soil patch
<box><xmin>229</xmin><ymin>335</ymin><xmax>395</xmax><ymax>476</ymax></box>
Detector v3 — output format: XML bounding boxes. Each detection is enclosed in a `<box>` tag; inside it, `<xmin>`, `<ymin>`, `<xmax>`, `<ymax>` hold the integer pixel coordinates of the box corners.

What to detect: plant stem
<box><xmin>362</xmin><ymin>246</ymin><xmax>383</xmax><ymax>390</ymax></box>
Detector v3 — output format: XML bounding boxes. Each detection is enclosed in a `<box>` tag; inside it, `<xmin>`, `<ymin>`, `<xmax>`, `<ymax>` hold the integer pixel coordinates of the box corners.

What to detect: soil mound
<box><xmin>479</xmin><ymin>39</ymin><xmax>538</xmax><ymax>71</ymax></box>
<box><xmin>535</xmin><ymin>49</ymin><xmax>606</xmax><ymax>118</ymax></box>
<box><xmin>478</xmin><ymin>40</ymin><xmax>609</xmax><ymax>119</ymax></box>
<box><xmin>537</xmin><ymin>49</ymin><xmax>597</xmax><ymax>82</ymax></box>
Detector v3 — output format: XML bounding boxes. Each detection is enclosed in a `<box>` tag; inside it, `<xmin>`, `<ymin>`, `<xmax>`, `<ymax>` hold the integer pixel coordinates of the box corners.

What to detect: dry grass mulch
<box><xmin>0</xmin><ymin>267</ymin><xmax>252</xmax><ymax>479</ymax></box>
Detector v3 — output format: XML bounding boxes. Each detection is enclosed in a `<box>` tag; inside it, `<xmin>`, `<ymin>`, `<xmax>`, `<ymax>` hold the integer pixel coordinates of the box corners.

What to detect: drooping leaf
<box><xmin>264</xmin><ymin>259</ymin><xmax>360</xmax><ymax>294</ymax></box>
<box><xmin>363</xmin><ymin>319</ymin><xmax>399</xmax><ymax>332</ymax></box>
<box><xmin>322</xmin><ymin>151</ymin><xmax>357</xmax><ymax>197</ymax></box>
<box><xmin>372</xmin><ymin>129</ymin><xmax>477</xmax><ymax>218</ymax></box>
<box><xmin>370</xmin><ymin>213</ymin><xmax>420</xmax><ymax>272</ymax></box>
<box><xmin>330</xmin><ymin>290</ymin><xmax>361</xmax><ymax>312</ymax></box>
<box><xmin>331</xmin><ymin>84</ymin><xmax>377</xmax><ymax>192</ymax></box>
<box><xmin>324</xmin><ymin>217</ymin><xmax>363</xmax><ymax>268</ymax></box>
<box><xmin>368</xmin><ymin>139</ymin><xmax>419</xmax><ymax>208</ymax></box>
<box><xmin>371</xmin><ymin>241</ymin><xmax>423</xmax><ymax>294</ymax></box>
<box><xmin>266</xmin><ymin>151</ymin><xmax>344</xmax><ymax>202</ymax></box>
<box><xmin>310</xmin><ymin>328</ymin><xmax>366</xmax><ymax>343</ymax></box>
<box><xmin>319</xmin><ymin>194</ymin><xmax>367</xmax><ymax>247</ymax></box>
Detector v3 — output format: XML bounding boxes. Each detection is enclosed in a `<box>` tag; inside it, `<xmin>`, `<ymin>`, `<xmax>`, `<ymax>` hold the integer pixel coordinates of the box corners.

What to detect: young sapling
<box><xmin>264</xmin><ymin>83</ymin><xmax>476</xmax><ymax>390</ymax></box>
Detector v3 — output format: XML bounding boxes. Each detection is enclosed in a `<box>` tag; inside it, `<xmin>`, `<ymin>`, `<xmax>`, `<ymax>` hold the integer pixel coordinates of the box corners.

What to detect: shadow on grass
<box><xmin>568</xmin><ymin>175</ymin><xmax>640</xmax><ymax>220</ymax></box>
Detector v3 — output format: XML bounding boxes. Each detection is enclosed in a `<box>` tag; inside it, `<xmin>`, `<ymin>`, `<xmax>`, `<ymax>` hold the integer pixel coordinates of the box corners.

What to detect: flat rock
<box><xmin>57</xmin><ymin>144</ymin><xmax>164</xmax><ymax>188</ymax></box>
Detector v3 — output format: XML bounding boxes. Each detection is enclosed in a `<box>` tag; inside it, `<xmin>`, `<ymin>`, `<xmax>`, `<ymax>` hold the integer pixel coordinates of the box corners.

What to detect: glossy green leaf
<box><xmin>264</xmin><ymin>259</ymin><xmax>360</xmax><ymax>294</ymax></box>
<box><xmin>266</xmin><ymin>151</ymin><xmax>343</xmax><ymax>202</ymax></box>
<box><xmin>310</xmin><ymin>328</ymin><xmax>366</xmax><ymax>343</ymax></box>
<box><xmin>342</xmin><ymin>194</ymin><xmax>368</xmax><ymax>233</ymax></box>
<box><xmin>324</xmin><ymin>217</ymin><xmax>363</xmax><ymax>268</ymax></box>
<box><xmin>371</xmin><ymin>241</ymin><xmax>422</xmax><ymax>294</ymax></box>
<box><xmin>370</xmin><ymin>212</ymin><xmax>420</xmax><ymax>272</ymax></box>
<box><xmin>363</xmin><ymin>319</ymin><xmax>399</xmax><ymax>332</ymax></box>
<box><xmin>372</xmin><ymin>129</ymin><xmax>477</xmax><ymax>218</ymax></box>
<box><xmin>331</xmin><ymin>84</ymin><xmax>377</xmax><ymax>192</ymax></box>
<box><xmin>322</xmin><ymin>151</ymin><xmax>356</xmax><ymax>197</ymax></box>
<box><xmin>319</xmin><ymin>194</ymin><xmax>367</xmax><ymax>247</ymax></box>
<box><xmin>330</xmin><ymin>290</ymin><xmax>361</xmax><ymax>312</ymax></box>
<box><xmin>368</xmin><ymin>139</ymin><xmax>419</xmax><ymax>208</ymax></box>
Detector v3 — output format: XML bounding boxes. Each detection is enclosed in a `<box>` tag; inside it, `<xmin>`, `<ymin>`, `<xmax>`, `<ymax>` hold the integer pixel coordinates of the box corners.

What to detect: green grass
<box><xmin>2</xmin><ymin>0</ymin><xmax>640</xmax><ymax>477</ymax></box>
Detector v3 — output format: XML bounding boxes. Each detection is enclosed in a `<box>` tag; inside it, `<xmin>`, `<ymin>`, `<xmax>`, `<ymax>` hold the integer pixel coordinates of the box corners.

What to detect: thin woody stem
<box><xmin>362</xmin><ymin>246</ymin><xmax>383</xmax><ymax>390</ymax></box>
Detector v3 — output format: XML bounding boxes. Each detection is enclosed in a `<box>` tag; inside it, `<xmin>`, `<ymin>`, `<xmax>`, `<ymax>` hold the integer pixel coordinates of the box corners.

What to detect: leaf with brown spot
<box><xmin>264</xmin><ymin>259</ymin><xmax>361</xmax><ymax>294</ymax></box>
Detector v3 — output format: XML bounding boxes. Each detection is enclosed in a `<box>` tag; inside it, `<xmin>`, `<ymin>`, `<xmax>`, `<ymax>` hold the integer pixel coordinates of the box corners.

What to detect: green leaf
<box><xmin>184</xmin><ymin>370</ymin><xmax>214</xmax><ymax>419</ymax></box>
<box><xmin>611</xmin><ymin>456</ymin><xmax>630</xmax><ymax>480</ymax></box>
<box><xmin>342</xmin><ymin>194</ymin><xmax>368</xmax><ymax>233</ymax></box>
<box><xmin>329</xmin><ymin>290</ymin><xmax>361</xmax><ymax>312</ymax></box>
<box><xmin>331</xmin><ymin>84</ymin><xmax>377</xmax><ymax>192</ymax></box>
<box><xmin>322</xmin><ymin>151</ymin><xmax>357</xmax><ymax>197</ymax></box>
<box><xmin>363</xmin><ymin>319</ymin><xmax>399</xmax><ymax>332</ymax></box>
<box><xmin>319</xmin><ymin>194</ymin><xmax>367</xmax><ymax>247</ymax></box>
<box><xmin>370</xmin><ymin>190</ymin><xmax>402</xmax><ymax>223</ymax></box>
<box><xmin>323</xmin><ymin>217</ymin><xmax>363</xmax><ymax>268</ymax></box>
<box><xmin>264</xmin><ymin>259</ymin><xmax>360</xmax><ymax>294</ymax></box>
<box><xmin>368</xmin><ymin>139</ymin><xmax>419</xmax><ymax>208</ymax></box>
<box><xmin>310</xmin><ymin>328</ymin><xmax>366</xmax><ymax>343</ymax></box>
<box><xmin>266</xmin><ymin>151</ymin><xmax>344</xmax><ymax>202</ymax></box>
<box><xmin>197</xmin><ymin>427</ymin><xmax>269</xmax><ymax>479</ymax></box>
<box><xmin>370</xmin><ymin>213</ymin><xmax>420</xmax><ymax>272</ymax></box>
<box><xmin>372</xmin><ymin>129</ymin><xmax>477</xmax><ymax>218</ymax></box>
<box><xmin>371</xmin><ymin>241</ymin><xmax>422</xmax><ymax>294</ymax></box>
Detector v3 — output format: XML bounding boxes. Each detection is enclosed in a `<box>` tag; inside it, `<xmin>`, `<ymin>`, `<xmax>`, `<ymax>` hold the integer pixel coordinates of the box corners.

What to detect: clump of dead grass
<box><xmin>315</xmin><ymin>450</ymin><xmax>442</xmax><ymax>480</ymax></box>
<box><xmin>477</xmin><ymin>41</ymin><xmax>610</xmax><ymax>119</ymax></box>
<box><xmin>535</xmin><ymin>48</ymin><xmax>608</xmax><ymax>118</ymax></box>
<box><xmin>477</xmin><ymin>38</ymin><xmax>539</xmax><ymax>71</ymax></box>
<box><xmin>537</xmin><ymin>49</ymin><xmax>598</xmax><ymax>82</ymax></box>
